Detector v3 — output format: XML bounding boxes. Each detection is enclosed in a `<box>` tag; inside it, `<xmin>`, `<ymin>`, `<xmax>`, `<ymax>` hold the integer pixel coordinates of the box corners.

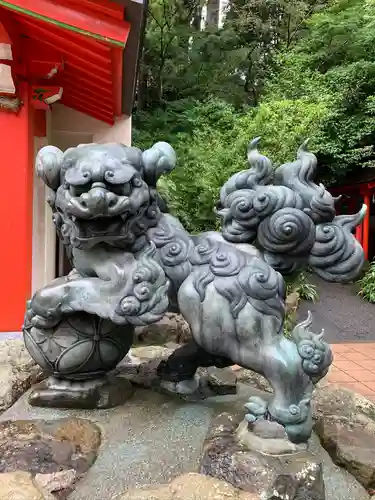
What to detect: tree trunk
<box><xmin>136</xmin><ymin>57</ymin><xmax>148</xmax><ymax>111</ymax></box>
<box><xmin>206</xmin><ymin>0</ymin><xmax>220</xmax><ymax>28</ymax></box>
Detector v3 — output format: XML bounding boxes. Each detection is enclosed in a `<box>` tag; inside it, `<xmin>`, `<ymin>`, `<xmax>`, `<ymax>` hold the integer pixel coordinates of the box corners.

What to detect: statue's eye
<box><xmin>105</xmin><ymin>171</ymin><xmax>115</xmax><ymax>182</ymax></box>
<box><xmin>132</xmin><ymin>177</ymin><xmax>142</xmax><ymax>188</ymax></box>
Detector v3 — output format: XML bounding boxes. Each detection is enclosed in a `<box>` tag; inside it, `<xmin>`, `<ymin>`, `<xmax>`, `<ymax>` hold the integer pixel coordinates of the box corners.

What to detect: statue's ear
<box><xmin>141</xmin><ymin>142</ymin><xmax>176</xmax><ymax>187</ymax></box>
<box><xmin>35</xmin><ymin>146</ymin><xmax>64</xmax><ymax>191</ymax></box>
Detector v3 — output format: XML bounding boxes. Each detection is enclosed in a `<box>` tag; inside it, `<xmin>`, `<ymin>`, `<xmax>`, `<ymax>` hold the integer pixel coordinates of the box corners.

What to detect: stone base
<box><xmin>236</xmin><ymin>419</ymin><xmax>307</xmax><ymax>455</ymax></box>
<box><xmin>200</xmin><ymin>412</ymin><xmax>325</xmax><ymax>499</ymax></box>
<box><xmin>28</xmin><ymin>375</ymin><xmax>134</xmax><ymax>410</ymax></box>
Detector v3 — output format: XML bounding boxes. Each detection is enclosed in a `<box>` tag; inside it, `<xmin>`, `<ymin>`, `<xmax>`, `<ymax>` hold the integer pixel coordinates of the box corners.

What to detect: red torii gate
<box><xmin>330</xmin><ymin>171</ymin><xmax>375</xmax><ymax>261</ymax></box>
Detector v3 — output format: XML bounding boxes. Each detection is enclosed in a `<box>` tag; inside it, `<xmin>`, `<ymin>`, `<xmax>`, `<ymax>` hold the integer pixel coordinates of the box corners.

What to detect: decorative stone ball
<box><xmin>23</xmin><ymin>313</ymin><xmax>133</xmax><ymax>380</ymax></box>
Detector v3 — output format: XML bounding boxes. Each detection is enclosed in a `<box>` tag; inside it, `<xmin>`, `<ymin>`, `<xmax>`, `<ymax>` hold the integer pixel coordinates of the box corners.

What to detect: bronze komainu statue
<box><xmin>24</xmin><ymin>138</ymin><xmax>365</xmax><ymax>443</ymax></box>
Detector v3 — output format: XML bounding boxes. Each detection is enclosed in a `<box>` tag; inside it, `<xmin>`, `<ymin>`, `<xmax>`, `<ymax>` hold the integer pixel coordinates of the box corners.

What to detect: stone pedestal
<box><xmin>29</xmin><ymin>375</ymin><xmax>134</xmax><ymax>410</ymax></box>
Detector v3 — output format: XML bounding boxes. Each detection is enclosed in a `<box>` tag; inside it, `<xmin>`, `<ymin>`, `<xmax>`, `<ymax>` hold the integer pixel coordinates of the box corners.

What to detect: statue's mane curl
<box><xmin>218</xmin><ymin>138</ymin><xmax>366</xmax><ymax>282</ymax></box>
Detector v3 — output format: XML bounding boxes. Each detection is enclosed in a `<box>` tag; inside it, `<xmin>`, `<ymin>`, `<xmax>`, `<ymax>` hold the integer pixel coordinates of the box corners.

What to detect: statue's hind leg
<box><xmin>244</xmin><ymin>313</ymin><xmax>332</xmax><ymax>443</ymax></box>
<box><xmin>157</xmin><ymin>340</ymin><xmax>232</xmax><ymax>394</ymax></box>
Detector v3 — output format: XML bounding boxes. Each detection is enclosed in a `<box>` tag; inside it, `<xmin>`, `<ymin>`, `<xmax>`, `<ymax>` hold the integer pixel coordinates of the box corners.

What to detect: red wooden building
<box><xmin>0</xmin><ymin>0</ymin><xmax>146</xmax><ymax>332</ymax></box>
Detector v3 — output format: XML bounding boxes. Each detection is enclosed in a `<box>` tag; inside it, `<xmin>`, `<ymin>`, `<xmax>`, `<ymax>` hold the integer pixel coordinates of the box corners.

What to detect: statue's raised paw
<box><xmin>26</xmin><ymin>294</ymin><xmax>63</xmax><ymax>329</ymax></box>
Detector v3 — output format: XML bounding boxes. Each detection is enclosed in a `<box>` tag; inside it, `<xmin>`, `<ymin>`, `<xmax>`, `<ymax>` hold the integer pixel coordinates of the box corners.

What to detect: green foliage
<box><xmin>138</xmin><ymin>0</ymin><xmax>329</xmax><ymax>110</ymax></box>
<box><xmin>283</xmin><ymin>272</ymin><xmax>318</xmax><ymax>337</ymax></box>
<box><xmin>134</xmin><ymin>98</ymin><xmax>326</xmax><ymax>232</ymax></box>
<box><xmin>266</xmin><ymin>0</ymin><xmax>375</xmax><ymax>180</ymax></box>
<box><xmin>286</xmin><ymin>272</ymin><xmax>319</xmax><ymax>302</ymax></box>
<box><xmin>135</xmin><ymin>0</ymin><xmax>375</xmax><ymax>231</ymax></box>
<box><xmin>358</xmin><ymin>260</ymin><xmax>375</xmax><ymax>303</ymax></box>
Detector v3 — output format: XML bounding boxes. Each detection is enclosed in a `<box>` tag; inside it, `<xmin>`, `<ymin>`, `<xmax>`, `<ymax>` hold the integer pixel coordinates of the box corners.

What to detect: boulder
<box><xmin>312</xmin><ymin>382</ymin><xmax>375</xmax><ymax>422</ymax></box>
<box><xmin>312</xmin><ymin>383</ymin><xmax>375</xmax><ymax>491</ymax></box>
<box><xmin>0</xmin><ymin>417</ymin><xmax>101</xmax><ymax>498</ymax></box>
<box><xmin>0</xmin><ymin>471</ymin><xmax>54</xmax><ymax>500</ymax></box>
<box><xmin>315</xmin><ymin>417</ymin><xmax>375</xmax><ymax>490</ymax></box>
<box><xmin>0</xmin><ymin>338</ymin><xmax>44</xmax><ymax>414</ymax></box>
<box><xmin>112</xmin><ymin>473</ymin><xmax>257</xmax><ymax>500</ymax></box>
<box><xmin>232</xmin><ymin>367</ymin><xmax>272</xmax><ymax>393</ymax></box>
<box><xmin>134</xmin><ymin>313</ymin><xmax>191</xmax><ymax>346</ymax></box>
<box><xmin>35</xmin><ymin>469</ymin><xmax>77</xmax><ymax>493</ymax></box>
<box><xmin>200</xmin><ymin>411</ymin><xmax>370</xmax><ymax>500</ymax></box>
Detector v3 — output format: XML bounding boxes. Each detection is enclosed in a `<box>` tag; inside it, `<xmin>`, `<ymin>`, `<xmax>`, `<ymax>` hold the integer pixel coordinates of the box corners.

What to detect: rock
<box><xmin>0</xmin><ymin>339</ymin><xmax>44</xmax><ymax>414</ymax></box>
<box><xmin>205</xmin><ymin>366</ymin><xmax>237</xmax><ymax>395</ymax></box>
<box><xmin>252</xmin><ymin>419</ymin><xmax>287</xmax><ymax>439</ymax></box>
<box><xmin>236</xmin><ymin>420</ymin><xmax>307</xmax><ymax>455</ymax></box>
<box><xmin>128</xmin><ymin>346</ymin><xmax>174</xmax><ymax>362</ymax></box>
<box><xmin>313</xmin><ymin>383</ymin><xmax>375</xmax><ymax>491</ymax></box>
<box><xmin>233</xmin><ymin>368</ymin><xmax>272</xmax><ymax>393</ymax></box>
<box><xmin>29</xmin><ymin>374</ymin><xmax>134</xmax><ymax>410</ymax></box>
<box><xmin>0</xmin><ymin>471</ymin><xmax>54</xmax><ymax>500</ymax></box>
<box><xmin>112</xmin><ymin>473</ymin><xmax>257</xmax><ymax>499</ymax></box>
<box><xmin>134</xmin><ymin>313</ymin><xmax>191</xmax><ymax>346</ymax></box>
<box><xmin>0</xmin><ymin>418</ymin><xmax>101</xmax><ymax>497</ymax></box>
<box><xmin>312</xmin><ymin>383</ymin><xmax>375</xmax><ymax>422</ymax></box>
<box><xmin>200</xmin><ymin>411</ymin><xmax>370</xmax><ymax>500</ymax></box>
<box><xmin>315</xmin><ymin>417</ymin><xmax>375</xmax><ymax>490</ymax></box>
<box><xmin>286</xmin><ymin>292</ymin><xmax>301</xmax><ymax>314</ymax></box>
<box><xmin>116</xmin><ymin>346</ymin><xmax>237</xmax><ymax>400</ymax></box>
<box><xmin>35</xmin><ymin>469</ymin><xmax>77</xmax><ymax>493</ymax></box>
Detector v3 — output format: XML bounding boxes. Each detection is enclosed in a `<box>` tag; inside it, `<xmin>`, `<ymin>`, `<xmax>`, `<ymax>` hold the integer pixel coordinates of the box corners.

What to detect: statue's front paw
<box><xmin>25</xmin><ymin>299</ymin><xmax>62</xmax><ymax>329</ymax></box>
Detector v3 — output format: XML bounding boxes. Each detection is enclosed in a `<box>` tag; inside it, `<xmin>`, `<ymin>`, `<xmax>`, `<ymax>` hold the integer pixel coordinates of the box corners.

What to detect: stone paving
<box><xmin>328</xmin><ymin>343</ymin><xmax>375</xmax><ymax>400</ymax></box>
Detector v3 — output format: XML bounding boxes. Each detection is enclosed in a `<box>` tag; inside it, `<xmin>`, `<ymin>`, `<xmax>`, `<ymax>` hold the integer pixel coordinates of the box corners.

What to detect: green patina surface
<box><xmin>0</xmin><ymin>0</ymin><xmax>125</xmax><ymax>47</ymax></box>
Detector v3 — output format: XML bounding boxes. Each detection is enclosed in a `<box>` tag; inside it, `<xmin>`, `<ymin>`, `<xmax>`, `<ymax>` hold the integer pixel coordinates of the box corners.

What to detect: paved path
<box><xmin>297</xmin><ymin>274</ymin><xmax>375</xmax><ymax>343</ymax></box>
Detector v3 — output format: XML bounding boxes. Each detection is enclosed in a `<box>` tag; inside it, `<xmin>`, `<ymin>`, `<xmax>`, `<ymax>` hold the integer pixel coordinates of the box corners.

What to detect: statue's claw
<box><xmin>244</xmin><ymin>396</ymin><xmax>269</xmax><ymax>423</ymax></box>
<box><xmin>25</xmin><ymin>298</ymin><xmax>62</xmax><ymax>329</ymax></box>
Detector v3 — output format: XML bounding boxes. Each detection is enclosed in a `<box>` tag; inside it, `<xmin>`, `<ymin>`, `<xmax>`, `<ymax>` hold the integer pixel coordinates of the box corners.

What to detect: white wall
<box><xmin>31</xmin><ymin>104</ymin><xmax>132</xmax><ymax>293</ymax></box>
<box><xmin>32</xmin><ymin>111</ymin><xmax>56</xmax><ymax>294</ymax></box>
<box><xmin>51</xmin><ymin>104</ymin><xmax>132</xmax><ymax>150</ymax></box>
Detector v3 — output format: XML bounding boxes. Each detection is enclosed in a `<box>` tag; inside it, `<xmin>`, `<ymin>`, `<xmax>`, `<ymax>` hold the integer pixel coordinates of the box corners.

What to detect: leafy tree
<box><xmin>134</xmin><ymin>0</ymin><xmax>375</xmax><ymax>231</ymax></box>
<box><xmin>134</xmin><ymin>98</ymin><xmax>326</xmax><ymax>232</ymax></box>
<box><xmin>266</xmin><ymin>0</ymin><xmax>375</xmax><ymax>180</ymax></box>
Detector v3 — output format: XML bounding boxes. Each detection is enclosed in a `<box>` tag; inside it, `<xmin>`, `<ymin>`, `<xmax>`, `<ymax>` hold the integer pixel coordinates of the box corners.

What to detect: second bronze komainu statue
<box><xmin>23</xmin><ymin>138</ymin><xmax>366</xmax><ymax>443</ymax></box>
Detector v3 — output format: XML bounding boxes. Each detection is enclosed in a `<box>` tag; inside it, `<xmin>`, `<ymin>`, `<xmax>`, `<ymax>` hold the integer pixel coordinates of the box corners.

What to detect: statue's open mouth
<box><xmin>74</xmin><ymin>215</ymin><xmax>126</xmax><ymax>237</ymax></box>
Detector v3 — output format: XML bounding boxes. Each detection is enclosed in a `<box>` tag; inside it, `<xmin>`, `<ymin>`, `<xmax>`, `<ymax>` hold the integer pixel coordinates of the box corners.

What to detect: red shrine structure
<box><xmin>330</xmin><ymin>169</ymin><xmax>375</xmax><ymax>263</ymax></box>
<box><xmin>0</xmin><ymin>0</ymin><xmax>146</xmax><ymax>332</ymax></box>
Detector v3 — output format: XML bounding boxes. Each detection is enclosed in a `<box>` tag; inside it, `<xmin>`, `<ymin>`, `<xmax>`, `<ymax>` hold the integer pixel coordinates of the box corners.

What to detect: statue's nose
<box><xmin>80</xmin><ymin>186</ymin><xmax>109</xmax><ymax>214</ymax></box>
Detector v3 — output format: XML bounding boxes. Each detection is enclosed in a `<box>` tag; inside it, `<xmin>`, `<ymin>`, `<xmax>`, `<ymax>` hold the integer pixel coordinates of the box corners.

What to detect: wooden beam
<box><xmin>23</xmin><ymin>15</ymin><xmax>112</xmax><ymax>56</ymax></box>
<box><xmin>0</xmin><ymin>81</ymin><xmax>34</xmax><ymax>331</ymax></box>
<box><xmin>0</xmin><ymin>0</ymin><xmax>130</xmax><ymax>47</ymax></box>
<box><xmin>63</xmin><ymin>64</ymin><xmax>113</xmax><ymax>90</ymax></box>
<box><xmin>61</xmin><ymin>82</ymin><xmax>113</xmax><ymax>105</ymax></box>
<box><xmin>64</xmin><ymin>0</ymin><xmax>125</xmax><ymax>21</ymax></box>
<box><xmin>356</xmin><ymin>222</ymin><xmax>363</xmax><ymax>245</ymax></box>
<box><xmin>20</xmin><ymin>19</ymin><xmax>112</xmax><ymax>74</ymax></box>
<box><xmin>62</xmin><ymin>95</ymin><xmax>114</xmax><ymax>123</ymax></box>
<box><xmin>64</xmin><ymin>86</ymin><xmax>114</xmax><ymax>113</ymax></box>
<box><xmin>112</xmin><ymin>46</ymin><xmax>123</xmax><ymax>116</ymax></box>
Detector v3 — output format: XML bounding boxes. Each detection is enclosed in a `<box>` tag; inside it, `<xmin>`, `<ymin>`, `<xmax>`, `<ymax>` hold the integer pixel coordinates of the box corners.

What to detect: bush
<box><xmin>284</xmin><ymin>272</ymin><xmax>318</xmax><ymax>337</ymax></box>
<box><xmin>133</xmin><ymin>98</ymin><xmax>327</xmax><ymax>233</ymax></box>
<box><xmin>358</xmin><ymin>260</ymin><xmax>375</xmax><ymax>303</ymax></box>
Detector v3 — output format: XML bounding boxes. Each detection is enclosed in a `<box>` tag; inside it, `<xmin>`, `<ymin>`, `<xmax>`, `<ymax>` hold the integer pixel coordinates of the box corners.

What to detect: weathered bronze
<box><xmin>23</xmin><ymin>138</ymin><xmax>365</xmax><ymax>443</ymax></box>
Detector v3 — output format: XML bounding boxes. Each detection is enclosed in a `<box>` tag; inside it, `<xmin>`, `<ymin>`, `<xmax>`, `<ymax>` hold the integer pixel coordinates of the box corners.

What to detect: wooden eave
<box><xmin>0</xmin><ymin>0</ymin><xmax>146</xmax><ymax>123</ymax></box>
